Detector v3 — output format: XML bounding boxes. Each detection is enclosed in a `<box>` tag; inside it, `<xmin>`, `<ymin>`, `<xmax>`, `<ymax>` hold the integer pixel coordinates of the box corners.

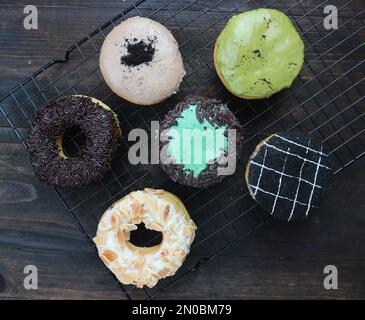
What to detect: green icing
<box><xmin>166</xmin><ymin>104</ymin><xmax>228</xmax><ymax>177</ymax></box>
<box><xmin>215</xmin><ymin>8</ymin><xmax>304</xmax><ymax>98</ymax></box>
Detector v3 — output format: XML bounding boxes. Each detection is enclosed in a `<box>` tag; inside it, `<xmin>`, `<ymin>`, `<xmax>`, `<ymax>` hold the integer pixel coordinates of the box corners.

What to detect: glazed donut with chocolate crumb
<box><xmin>28</xmin><ymin>95</ymin><xmax>121</xmax><ymax>189</ymax></box>
<box><xmin>100</xmin><ymin>16</ymin><xmax>185</xmax><ymax>106</ymax></box>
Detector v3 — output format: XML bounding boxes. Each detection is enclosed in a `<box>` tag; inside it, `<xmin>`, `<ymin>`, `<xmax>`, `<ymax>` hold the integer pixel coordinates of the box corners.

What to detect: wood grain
<box><xmin>0</xmin><ymin>0</ymin><xmax>364</xmax><ymax>300</ymax></box>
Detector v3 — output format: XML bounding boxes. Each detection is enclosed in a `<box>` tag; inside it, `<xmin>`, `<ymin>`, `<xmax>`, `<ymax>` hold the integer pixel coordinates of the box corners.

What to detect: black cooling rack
<box><xmin>0</xmin><ymin>0</ymin><xmax>364</xmax><ymax>299</ymax></box>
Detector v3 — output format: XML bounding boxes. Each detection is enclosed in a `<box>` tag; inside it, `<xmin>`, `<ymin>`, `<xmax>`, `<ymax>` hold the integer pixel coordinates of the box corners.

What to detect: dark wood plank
<box><xmin>156</xmin><ymin>157</ymin><xmax>365</xmax><ymax>299</ymax></box>
<box><xmin>0</xmin><ymin>128</ymin><xmax>126</xmax><ymax>299</ymax></box>
<box><xmin>0</xmin><ymin>0</ymin><xmax>364</xmax><ymax>300</ymax></box>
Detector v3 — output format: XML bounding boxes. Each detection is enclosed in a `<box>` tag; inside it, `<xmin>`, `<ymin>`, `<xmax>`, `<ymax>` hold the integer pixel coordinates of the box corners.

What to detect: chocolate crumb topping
<box><xmin>253</xmin><ymin>49</ymin><xmax>261</xmax><ymax>57</ymax></box>
<box><xmin>121</xmin><ymin>38</ymin><xmax>156</xmax><ymax>67</ymax></box>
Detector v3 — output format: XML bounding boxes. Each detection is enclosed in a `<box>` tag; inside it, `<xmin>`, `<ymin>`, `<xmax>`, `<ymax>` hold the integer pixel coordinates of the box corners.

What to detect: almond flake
<box><xmin>144</xmin><ymin>197</ymin><xmax>159</xmax><ymax>215</ymax></box>
<box><xmin>145</xmin><ymin>188</ymin><xmax>163</xmax><ymax>194</ymax></box>
<box><xmin>110</xmin><ymin>213</ymin><xmax>119</xmax><ymax>228</ymax></box>
<box><xmin>162</xmin><ymin>205</ymin><xmax>170</xmax><ymax>224</ymax></box>
<box><xmin>110</xmin><ymin>260</ymin><xmax>122</xmax><ymax>270</ymax></box>
<box><xmin>132</xmin><ymin>255</ymin><xmax>145</xmax><ymax>269</ymax></box>
<box><xmin>131</xmin><ymin>203</ymin><xmax>143</xmax><ymax>217</ymax></box>
<box><xmin>145</xmin><ymin>221</ymin><xmax>163</xmax><ymax>232</ymax></box>
<box><xmin>131</xmin><ymin>217</ymin><xmax>142</xmax><ymax>224</ymax></box>
<box><xmin>120</xmin><ymin>223</ymin><xmax>137</xmax><ymax>232</ymax></box>
<box><xmin>99</xmin><ymin>220</ymin><xmax>111</xmax><ymax>232</ymax></box>
<box><xmin>117</xmin><ymin>227</ymin><xmax>126</xmax><ymax>246</ymax></box>
<box><xmin>93</xmin><ymin>234</ymin><xmax>106</xmax><ymax>246</ymax></box>
<box><xmin>136</xmin><ymin>279</ymin><xmax>147</xmax><ymax>288</ymax></box>
<box><xmin>118</xmin><ymin>207</ymin><xmax>130</xmax><ymax>220</ymax></box>
<box><xmin>158</xmin><ymin>267</ymin><xmax>170</xmax><ymax>278</ymax></box>
<box><xmin>116</xmin><ymin>271</ymin><xmax>135</xmax><ymax>285</ymax></box>
<box><xmin>101</xmin><ymin>250</ymin><xmax>117</xmax><ymax>263</ymax></box>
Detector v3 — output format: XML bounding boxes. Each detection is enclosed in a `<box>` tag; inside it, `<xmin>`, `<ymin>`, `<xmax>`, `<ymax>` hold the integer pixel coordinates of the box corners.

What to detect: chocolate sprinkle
<box><xmin>159</xmin><ymin>95</ymin><xmax>243</xmax><ymax>188</ymax></box>
<box><xmin>120</xmin><ymin>38</ymin><xmax>155</xmax><ymax>67</ymax></box>
<box><xmin>28</xmin><ymin>96</ymin><xmax>121</xmax><ymax>189</ymax></box>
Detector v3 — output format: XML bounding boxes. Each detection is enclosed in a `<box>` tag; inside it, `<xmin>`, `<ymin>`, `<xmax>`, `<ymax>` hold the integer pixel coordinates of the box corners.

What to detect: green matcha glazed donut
<box><xmin>214</xmin><ymin>9</ymin><xmax>304</xmax><ymax>99</ymax></box>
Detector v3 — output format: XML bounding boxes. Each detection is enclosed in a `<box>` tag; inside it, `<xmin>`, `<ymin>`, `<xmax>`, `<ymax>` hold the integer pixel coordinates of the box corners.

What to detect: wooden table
<box><xmin>0</xmin><ymin>0</ymin><xmax>364</xmax><ymax>300</ymax></box>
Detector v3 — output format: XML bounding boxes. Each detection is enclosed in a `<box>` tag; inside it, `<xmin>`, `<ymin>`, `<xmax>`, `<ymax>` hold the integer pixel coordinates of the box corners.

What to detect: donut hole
<box><xmin>61</xmin><ymin>126</ymin><xmax>86</xmax><ymax>158</ymax></box>
<box><xmin>129</xmin><ymin>222</ymin><xmax>162</xmax><ymax>247</ymax></box>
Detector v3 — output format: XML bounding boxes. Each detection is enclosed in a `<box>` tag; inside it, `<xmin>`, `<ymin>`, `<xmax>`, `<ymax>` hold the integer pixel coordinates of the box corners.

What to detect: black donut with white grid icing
<box><xmin>245</xmin><ymin>132</ymin><xmax>332</xmax><ymax>221</ymax></box>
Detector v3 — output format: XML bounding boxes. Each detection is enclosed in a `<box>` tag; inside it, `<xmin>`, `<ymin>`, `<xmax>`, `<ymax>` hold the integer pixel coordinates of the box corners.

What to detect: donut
<box><xmin>93</xmin><ymin>188</ymin><xmax>197</xmax><ymax>288</ymax></box>
<box><xmin>214</xmin><ymin>9</ymin><xmax>304</xmax><ymax>99</ymax></box>
<box><xmin>160</xmin><ymin>96</ymin><xmax>243</xmax><ymax>188</ymax></box>
<box><xmin>99</xmin><ymin>16</ymin><xmax>185</xmax><ymax>105</ymax></box>
<box><xmin>245</xmin><ymin>132</ymin><xmax>332</xmax><ymax>221</ymax></box>
<box><xmin>28</xmin><ymin>95</ymin><xmax>121</xmax><ymax>189</ymax></box>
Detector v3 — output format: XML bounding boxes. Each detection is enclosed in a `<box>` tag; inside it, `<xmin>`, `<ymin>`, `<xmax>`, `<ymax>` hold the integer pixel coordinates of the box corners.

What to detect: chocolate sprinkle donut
<box><xmin>160</xmin><ymin>96</ymin><xmax>243</xmax><ymax>188</ymax></box>
<box><xmin>28</xmin><ymin>96</ymin><xmax>121</xmax><ymax>189</ymax></box>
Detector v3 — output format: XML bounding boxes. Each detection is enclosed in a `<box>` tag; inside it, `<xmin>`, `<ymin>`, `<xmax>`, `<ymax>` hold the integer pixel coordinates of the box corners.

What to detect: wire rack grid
<box><xmin>0</xmin><ymin>0</ymin><xmax>364</xmax><ymax>299</ymax></box>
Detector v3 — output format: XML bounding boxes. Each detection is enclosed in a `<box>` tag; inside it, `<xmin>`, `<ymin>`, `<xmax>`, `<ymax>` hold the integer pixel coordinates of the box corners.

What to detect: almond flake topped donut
<box><xmin>99</xmin><ymin>16</ymin><xmax>185</xmax><ymax>105</ymax></box>
<box><xmin>93</xmin><ymin>189</ymin><xmax>197</xmax><ymax>288</ymax></box>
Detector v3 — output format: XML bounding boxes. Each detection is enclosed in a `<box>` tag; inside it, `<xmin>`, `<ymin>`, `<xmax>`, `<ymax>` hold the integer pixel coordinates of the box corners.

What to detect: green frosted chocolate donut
<box><xmin>159</xmin><ymin>96</ymin><xmax>243</xmax><ymax>188</ymax></box>
<box><xmin>214</xmin><ymin>9</ymin><xmax>304</xmax><ymax>99</ymax></box>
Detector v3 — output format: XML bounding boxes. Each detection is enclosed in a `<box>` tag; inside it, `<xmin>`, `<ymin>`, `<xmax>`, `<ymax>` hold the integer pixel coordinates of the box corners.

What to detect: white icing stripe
<box><xmin>253</xmin><ymin>148</ymin><xmax>268</xmax><ymax>197</ymax></box>
<box><xmin>288</xmin><ymin>160</ymin><xmax>307</xmax><ymax>222</ymax></box>
<box><xmin>248</xmin><ymin>184</ymin><xmax>308</xmax><ymax>207</ymax></box>
<box><xmin>263</xmin><ymin>141</ymin><xmax>331</xmax><ymax>169</ymax></box>
<box><xmin>306</xmin><ymin>138</ymin><xmax>311</xmax><ymax>155</ymax></box>
<box><xmin>250</xmin><ymin>160</ymin><xmax>323</xmax><ymax>190</ymax></box>
<box><xmin>305</xmin><ymin>145</ymin><xmax>323</xmax><ymax>217</ymax></box>
<box><xmin>274</xmin><ymin>134</ymin><xmax>327</xmax><ymax>156</ymax></box>
<box><xmin>270</xmin><ymin>153</ymin><xmax>289</xmax><ymax>215</ymax></box>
